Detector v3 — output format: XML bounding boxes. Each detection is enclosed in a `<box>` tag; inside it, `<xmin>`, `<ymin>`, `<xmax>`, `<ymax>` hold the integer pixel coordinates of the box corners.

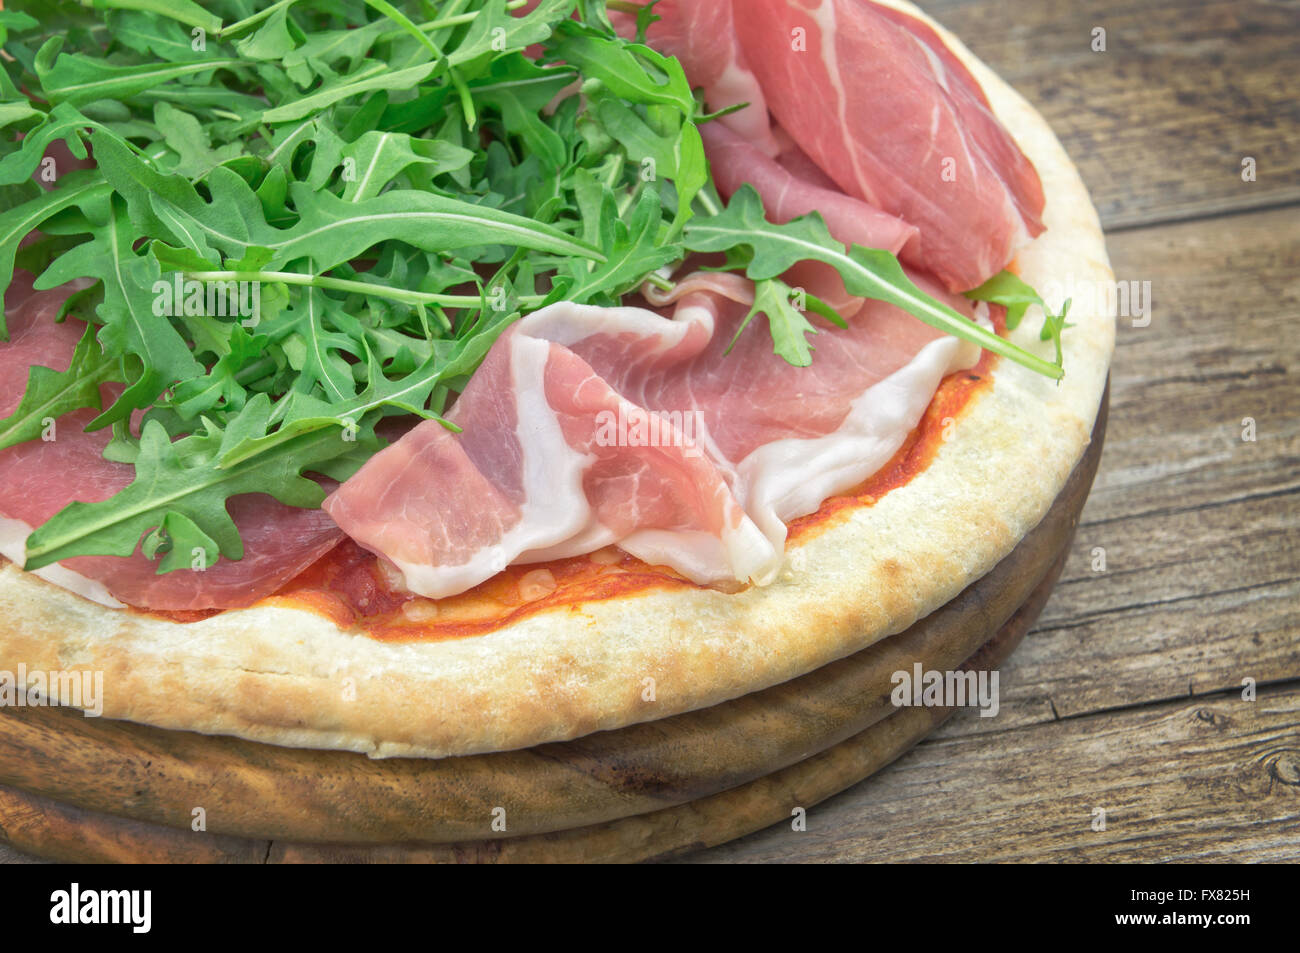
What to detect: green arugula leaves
<box><xmin>684</xmin><ymin>185</ymin><xmax>1065</xmax><ymax>378</ymax></box>
<box><xmin>965</xmin><ymin>269</ymin><xmax>1073</xmax><ymax>369</ymax></box>
<box><xmin>1</xmin><ymin>0</ymin><xmax>1065</xmax><ymax>578</ymax></box>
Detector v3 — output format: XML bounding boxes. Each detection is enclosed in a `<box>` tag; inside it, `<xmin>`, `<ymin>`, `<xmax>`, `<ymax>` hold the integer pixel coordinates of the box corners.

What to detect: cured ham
<box><xmin>0</xmin><ymin>278</ymin><xmax>344</xmax><ymax>610</ymax></box>
<box><xmin>325</xmin><ymin>280</ymin><xmax>982</xmax><ymax>598</ymax></box>
<box><xmin>699</xmin><ymin>120</ymin><xmax>921</xmax><ymax>315</ymax></box>
<box><xmin>700</xmin><ymin>122</ymin><xmax>920</xmax><ymax>265</ymax></box>
<box><xmin>728</xmin><ymin>0</ymin><xmax>1045</xmax><ymax>290</ymax></box>
<box><xmin>610</xmin><ymin>0</ymin><xmax>1044</xmax><ymax>290</ymax></box>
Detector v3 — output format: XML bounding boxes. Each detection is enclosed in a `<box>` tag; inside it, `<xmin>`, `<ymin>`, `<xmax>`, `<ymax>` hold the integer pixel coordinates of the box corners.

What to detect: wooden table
<box><xmin>3</xmin><ymin>0</ymin><xmax>1297</xmax><ymax>864</ymax></box>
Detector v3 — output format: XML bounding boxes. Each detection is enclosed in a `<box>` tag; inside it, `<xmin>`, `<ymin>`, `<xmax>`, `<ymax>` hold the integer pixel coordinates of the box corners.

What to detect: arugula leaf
<box><xmin>733</xmin><ymin>278</ymin><xmax>820</xmax><ymax>367</ymax></box>
<box><xmin>94</xmin><ymin>129</ymin><xmax>602</xmax><ymax>267</ymax></box>
<box><xmin>547</xmin><ymin>20</ymin><xmax>694</xmax><ymax>114</ymax></box>
<box><xmin>449</xmin><ymin>0</ymin><xmax>575</xmax><ymax>72</ymax></box>
<box><xmin>684</xmin><ymin>185</ymin><xmax>1065</xmax><ymax>380</ymax></box>
<box><xmin>0</xmin><ymin>0</ymin><xmax>1067</xmax><ymax>579</ymax></box>
<box><xmin>34</xmin><ymin>193</ymin><xmax>204</xmax><ymax>425</ymax></box>
<box><xmin>93</xmin><ymin>0</ymin><xmax>222</xmax><ymax>35</ymax></box>
<box><xmin>260</xmin><ymin>264</ymin><xmax>363</xmax><ymax>403</ymax></box>
<box><xmin>278</xmin><ymin>18</ymin><xmax>392</xmax><ymax>86</ymax></box>
<box><xmin>169</xmin><ymin>323</ymin><xmax>271</xmax><ymax>420</ymax></box>
<box><xmin>0</xmin><ymin>100</ymin><xmax>40</xmax><ymax>134</ymax></box>
<box><xmin>556</xmin><ymin>187</ymin><xmax>679</xmax><ymax>304</ymax></box>
<box><xmin>35</xmin><ymin>36</ymin><xmax>244</xmax><ymax>106</ymax></box>
<box><xmin>0</xmin><ymin>102</ymin><xmax>102</xmax><ymax>187</ymax></box>
<box><xmin>220</xmin><ymin>307</ymin><xmax>520</xmax><ymax>469</ymax></box>
<box><xmin>965</xmin><ymin>270</ymin><xmax>1073</xmax><ymax>369</ymax></box>
<box><xmin>0</xmin><ymin>173</ymin><xmax>112</xmax><ymax>327</ymax></box>
<box><xmin>0</xmin><ymin>10</ymin><xmax>40</xmax><ymax>46</ymax></box>
<box><xmin>233</xmin><ymin>4</ymin><xmax>302</xmax><ymax>61</ymax></box>
<box><xmin>363</xmin><ymin>0</ymin><xmax>441</xmax><ymax>60</ymax></box>
<box><xmin>151</xmin><ymin>103</ymin><xmax>245</xmax><ymax>179</ymax></box>
<box><xmin>24</xmin><ymin>401</ymin><xmax>381</xmax><ymax>572</ymax></box>
<box><xmin>333</xmin><ymin>130</ymin><xmax>473</xmax><ymax>202</ymax></box>
<box><xmin>471</xmin><ymin>55</ymin><xmax>575</xmax><ymax>172</ymax></box>
<box><xmin>0</xmin><ymin>324</ymin><xmax>123</xmax><ymax>452</ymax></box>
<box><xmin>586</xmin><ymin>89</ymin><xmax>704</xmax><ymax>232</ymax></box>
<box><xmin>271</xmin><ymin>181</ymin><xmax>605</xmax><ymax>268</ymax></box>
<box><xmin>107</xmin><ymin>9</ymin><xmax>209</xmax><ymax>62</ymax></box>
<box><xmin>262</xmin><ymin>60</ymin><xmax>438</xmax><ymax>123</ymax></box>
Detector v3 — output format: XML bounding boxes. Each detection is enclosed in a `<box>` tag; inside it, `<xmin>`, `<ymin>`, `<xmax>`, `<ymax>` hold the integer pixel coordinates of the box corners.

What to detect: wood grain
<box><xmin>1081</xmin><ymin>207</ymin><xmax>1300</xmax><ymax>525</ymax></box>
<box><xmin>689</xmin><ymin>685</ymin><xmax>1300</xmax><ymax>863</ymax></box>
<box><xmin>919</xmin><ymin>205</ymin><xmax>1300</xmax><ymax>737</ymax></box>
<box><xmin>684</xmin><ymin>0</ymin><xmax>1300</xmax><ymax>859</ymax></box>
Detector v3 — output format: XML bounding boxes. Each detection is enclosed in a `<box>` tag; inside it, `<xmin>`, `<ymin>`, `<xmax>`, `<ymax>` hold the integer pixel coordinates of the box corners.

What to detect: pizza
<box><xmin>0</xmin><ymin>0</ymin><xmax>1114</xmax><ymax>759</ymax></box>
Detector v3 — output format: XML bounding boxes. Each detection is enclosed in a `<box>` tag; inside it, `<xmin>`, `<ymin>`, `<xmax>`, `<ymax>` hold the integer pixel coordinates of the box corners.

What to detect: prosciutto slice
<box><xmin>700</xmin><ymin>122</ymin><xmax>920</xmax><ymax>264</ymax></box>
<box><xmin>0</xmin><ymin>278</ymin><xmax>344</xmax><ymax>610</ymax></box>
<box><xmin>729</xmin><ymin>0</ymin><xmax>1045</xmax><ymax>290</ymax></box>
<box><xmin>325</xmin><ymin>281</ymin><xmax>982</xmax><ymax>598</ymax></box>
<box><xmin>700</xmin><ymin>120</ymin><xmax>922</xmax><ymax>316</ymax></box>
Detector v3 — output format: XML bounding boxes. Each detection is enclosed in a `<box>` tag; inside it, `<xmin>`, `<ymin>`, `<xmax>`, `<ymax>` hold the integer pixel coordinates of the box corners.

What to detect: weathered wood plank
<box><xmin>924</xmin><ymin>503</ymin><xmax>1298</xmax><ymax>734</ymax></box>
<box><xmin>927</xmin><ymin>0</ymin><xmax>1300</xmax><ymax>228</ymax></box>
<box><xmin>923</xmin><ymin>202</ymin><xmax>1300</xmax><ymax>733</ymax></box>
<box><xmin>942</xmin><ymin>575</ymin><xmax>1300</xmax><ymax>736</ymax></box>
<box><xmin>1078</xmin><ymin>206</ymin><xmax>1300</xmax><ymax>526</ymax></box>
<box><xmin>1047</xmin><ymin>493</ymin><xmax>1300</xmax><ymax>627</ymax></box>
<box><xmin>689</xmin><ymin>685</ymin><xmax>1300</xmax><ymax>863</ymax></box>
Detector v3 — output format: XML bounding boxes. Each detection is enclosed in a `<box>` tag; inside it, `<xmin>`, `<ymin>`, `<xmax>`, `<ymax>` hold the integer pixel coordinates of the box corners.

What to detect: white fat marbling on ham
<box><xmin>3</xmin><ymin>0</ymin><xmax>1048</xmax><ymax>610</ymax></box>
<box><xmin>325</xmin><ymin>281</ymin><xmax>980</xmax><ymax>598</ymax></box>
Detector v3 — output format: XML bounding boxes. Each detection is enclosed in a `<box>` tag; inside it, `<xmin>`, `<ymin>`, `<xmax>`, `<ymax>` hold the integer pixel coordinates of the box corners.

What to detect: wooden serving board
<box><xmin>0</xmin><ymin>393</ymin><xmax>1107</xmax><ymax>862</ymax></box>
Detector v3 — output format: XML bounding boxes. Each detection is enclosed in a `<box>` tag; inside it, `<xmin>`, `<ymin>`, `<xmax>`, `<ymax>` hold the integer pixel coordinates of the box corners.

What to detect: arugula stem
<box><xmin>415</xmin><ymin>1</ymin><xmax>528</xmax><ymax>31</ymax></box>
<box><xmin>616</xmin><ymin>178</ymin><xmax>645</xmax><ymax>218</ymax></box>
<box><xmin>695</xmin><ymin>192</ymin><xmax>722</xmax><ymax>217</ymax></box>
<box><xmin>602</xmin><ymin>153</ymin><xmax>626</xmax><ymax>191</ymax></box>
<box><xmin>233</xmin><ymin>356</ymin><xmax>279</xmax><ymax>386</ymax></box>
<box><xmin>185</xmin><ymin>271</ymin><xmax>546</xmax><ymax>310</ymax></box>
<box><xmin>218</xmin><ymin>0</ymin><xmax>299</xmax><ymax>37</ymax></box>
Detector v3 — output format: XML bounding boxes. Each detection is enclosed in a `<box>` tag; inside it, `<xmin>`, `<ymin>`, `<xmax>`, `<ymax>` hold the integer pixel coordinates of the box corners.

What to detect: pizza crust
<box><xmin>0</xmin><ymin>1</ymin><xmax>1115</xmax><ymax>758</ymax></box>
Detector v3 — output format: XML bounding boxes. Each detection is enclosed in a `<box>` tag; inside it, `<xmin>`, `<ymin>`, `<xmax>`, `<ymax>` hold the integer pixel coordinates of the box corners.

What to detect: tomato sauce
<box><xmin>138</xmin><ymin>339</ymin><xmax>998</xmax><ymax>640</ymax></box>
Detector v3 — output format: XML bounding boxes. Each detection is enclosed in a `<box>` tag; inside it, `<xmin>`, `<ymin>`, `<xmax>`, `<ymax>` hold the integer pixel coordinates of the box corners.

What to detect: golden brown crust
<box><xmin>0</xmin><ymin>0</ymin><xmax>1115</xmax><ymax>758</ymax></box>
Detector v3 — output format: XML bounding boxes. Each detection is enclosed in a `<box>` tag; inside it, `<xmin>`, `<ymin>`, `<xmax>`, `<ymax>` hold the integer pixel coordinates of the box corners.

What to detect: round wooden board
<box><xmin>0</xmin><ymin>391</ymin><xmax>1107</xmax><ymax>862</ymax></box>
